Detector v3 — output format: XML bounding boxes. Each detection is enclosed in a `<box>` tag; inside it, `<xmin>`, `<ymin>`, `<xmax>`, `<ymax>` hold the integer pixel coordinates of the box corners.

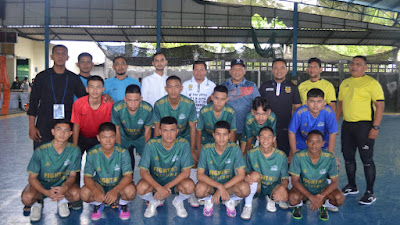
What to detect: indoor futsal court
<box><xmin>0</xmin><ymin>114</ymin><xmax>398</xmax><ymax>225</ymax></box>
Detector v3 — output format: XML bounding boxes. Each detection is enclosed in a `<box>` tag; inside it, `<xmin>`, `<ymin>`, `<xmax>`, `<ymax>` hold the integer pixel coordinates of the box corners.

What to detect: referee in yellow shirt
<box><xmin>336</xmin><ymin>56</ymin><xmax>384</xmax><ymax>205</ymax></box>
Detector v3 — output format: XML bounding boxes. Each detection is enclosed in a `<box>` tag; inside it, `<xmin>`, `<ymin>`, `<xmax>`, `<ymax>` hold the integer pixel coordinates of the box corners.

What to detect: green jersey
<box><xmin>84</xmin><ymin>144</ymin><xmax>133</xmax><ymax>188</ymax></box>
<box><xmin>289</xmin><ymin>149</ymin><xmax>338</xmax><ymax>195</ymax></box>
<box><xmin>27</xmin><ymin>142</ymin><xmax>81</xmax><ymax>190</ymax></box>
<box><xmin>153</xmin><ymin>95</ymin><xmax>197</xmax><ymax>141</ymax></box>
<box><xmin>245</xmin><ymin>147</ymin><xmax>288</xmax><ymax>195</ymax></box>
<box><xmin>198</xmin><ymin>142</ymin><xmax>245</xmax><ymax>184</ymax></box>
<box><xmin>197</xmin><ymin>102</ymin><xmax>237</xmax><ymax>144</ymax></box>
<box><xmin>138</xmin><ymin>137</ymin><xmax>194</xmax><ymax>186</ymax></box>
<box><xmin>241</xmin><ymin>111</ymin><xmax>277</xmax><ymax>143</ymax></box>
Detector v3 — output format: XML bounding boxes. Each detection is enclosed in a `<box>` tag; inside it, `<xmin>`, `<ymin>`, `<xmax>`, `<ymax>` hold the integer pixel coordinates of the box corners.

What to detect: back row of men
<box><xmin>24</xmin><ymin>45</ymin><xmax>384</xmax><ymax>221</ymax></box>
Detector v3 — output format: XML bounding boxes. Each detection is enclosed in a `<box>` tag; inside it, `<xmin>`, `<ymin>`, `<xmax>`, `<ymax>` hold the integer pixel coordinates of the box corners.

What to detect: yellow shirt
<box><xmin>298</xmin><ymin>79</ymin><xmax>336</xmax><ymax>105</ymax></box>
<box><xmin>338</xmin><ymin>75</ymin><xmax>384</xmax><ymax>122</ymax></box>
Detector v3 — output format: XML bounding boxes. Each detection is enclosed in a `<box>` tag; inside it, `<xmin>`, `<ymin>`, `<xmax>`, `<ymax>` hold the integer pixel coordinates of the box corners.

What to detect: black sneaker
<box><xmin>23</xmin><ymin>205</ymin><xmax>31</xmax><ymax>216</ymax></box>
<box><xmin>359</xmin><ymin>191</ymin><xmax>376</xmax><ymax>205</ymax></box>
<box><xmin>341</xmin><ymin>184</ymin><xmax>359</xmax><ymax>195</ymax></box>
<box><xmin>319</xmin><ymin>207</ymin><xmax>329</xmax><ymax>221</ymax></box>
<box><xmin>292</xmin><ymin>206</ymin><xmax>302</xmax><ymax>219</ymax></box>
<box><xmin>68</xmin><ymin>200</ymin><xmax>83</xmax><ymax>210</ymax></box>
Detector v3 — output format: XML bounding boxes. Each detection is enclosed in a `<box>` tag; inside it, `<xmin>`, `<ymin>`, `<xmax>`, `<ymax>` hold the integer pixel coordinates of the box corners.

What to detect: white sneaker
<box><xmin>327</xmin><ymin>205</ymin><xmax>339</xmax><ymax>212</ymax></box>
<box><xmin>30</xmin><ymin>203</ymin><xmax>42</xmax><ymax>222</ymax></box>
<box><xmin>278</xmin><ymin>201</ymin><xmax>289</xmax><ymax>209</ymax></box>
<box><xmin>172</xmin><ymin>197</ymin><xmax>188</xmax><ymax>218</ymax></box>
<box><xmin>240</xmin><ymin>205</ymin><xmax>252</xmax><ymax>220</ymax></box>
<box><xmin>144</xmin><ymin>200</ymin><xmax>161</xmax><ymax>218</ymax></box>
<box><xmin>266</xmin><ymin>196</ymin><xmax>276</xmax><ymax>212</ymax></box>
<box><xmin>58</xmin><ymin>201</ymin><xmax>70</xmax><ymax>217</ymax></box>
<box><xmin>188</xmin><ymin>194</ymin><xmax>200</xmax><ymax>207</ymax></box>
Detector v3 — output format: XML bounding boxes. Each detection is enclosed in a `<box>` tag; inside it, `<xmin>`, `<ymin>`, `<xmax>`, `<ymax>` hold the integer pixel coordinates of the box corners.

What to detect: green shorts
<box><xmin>121</xmin><ymin>135</ymin><xmax>145</xmax><ymax>156</ymax></box>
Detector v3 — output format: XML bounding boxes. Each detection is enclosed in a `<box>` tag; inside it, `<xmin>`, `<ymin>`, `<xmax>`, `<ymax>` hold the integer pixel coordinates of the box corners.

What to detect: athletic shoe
<box><xmin>68</xmin><ymin>200</ymin><xmax>83</xmax><ymax>210</ymax></box>
<box><xmin>359</xmin><ymin>191</ymin><xmax>376</xmax><ymax>205</ymax></box>
<box><xmin>327</xmin><ymin>205</ymin><xmax>339</xmax><ymax>212</ymax></box>
<box><xmin>225</xmin><ymin>200</ymin><xmax>236</xmax><ymax>217</ymax></box>
<box><xmin>188</xmin><ymin>195</ymin><xmax>200</xmax><ymax>207</ymax></box>
<box><xmin>292</xmin><ymin>206</ymin><xmax>302</xmax><ymax>219</ymax></box>
<box><xmin>146</xmin><ymin>200</ymin><xmax>164</xmax><ymax>207</ymax></box>
<box><xmin>91</xmin><ymin>203</ymin><xmax>104</xmax><ymax>220</ymax></box>
<box><xmin>23</xmin><ymin>205</ymin><xmax>31</xmax><ymax>216</ymax></box>
<box><xmin>278</xmin><ymin>201</ymin><xmax>289</xmax><ymax>209</ymax></box>
<box><xmin>319</xmin><ymin>207</ymin><xmax>329</xmax><ymax>221</ymax></box>
<box><xmin>119</xmin><ymin>204</ymin><xmax>130</xmax><ymax>220</ymax></box>
<box><xmin>57</xmin><ymin>201</ymin><xmax>70</xmax><ymax>218</ymax></box>
<box><xmin>240</xmin><ymin>205</ymin><xmax>252</xmax><ymax>220</ymax></box>
<box><xmin>341</xmin><ymin>184</ymin><xmax>359</xmax><ymax>195</ymax></box>
<box><xmin>203</xmin><ymin>200</ymin><xmax>213</xmax><ymax>217</ymax></box>
<box><xmin>172</xmin><ymin>197</ymin><xmax>188</xmax><ymax>218</ymax></box>
<box><xmin>199</xmin><ymin>200</ymin><xmax>205</xmax><ymax>205</ymax></box>
<box><xmin>266</xmin><ymin>196</ymin><xmax>276</xmax><ymax>212</ymax></box>
<box><xmin>144</xmin><ymin>200</ymin><xmax>161</xmax><ymax>218</ymax></box>
<box><xmin>30</xmin><ymin>203</ymin><xmax>42</xmax><ymax>222</ymax></box>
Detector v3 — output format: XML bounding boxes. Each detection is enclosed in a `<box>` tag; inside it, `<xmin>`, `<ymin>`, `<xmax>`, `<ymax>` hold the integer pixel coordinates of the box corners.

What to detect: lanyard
<box><xmin>50</xmin><ymin>74</ymin><xmax>69</xmax><ymax>104</ymax></box>
<box><xmin>276</xmin><ymin>83</ymin><xmax>281</xmax><ymax>96</ymax></box>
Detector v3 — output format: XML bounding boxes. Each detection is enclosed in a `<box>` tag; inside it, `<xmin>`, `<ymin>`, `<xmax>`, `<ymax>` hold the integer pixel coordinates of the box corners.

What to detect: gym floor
<box><xmin>0</xmin><ymin>114</ymin><xmax>399</xmax><ymax>225</ymax></box>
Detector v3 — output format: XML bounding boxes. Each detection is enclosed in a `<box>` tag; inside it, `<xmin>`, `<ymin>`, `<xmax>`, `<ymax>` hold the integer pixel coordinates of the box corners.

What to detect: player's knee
<box><xmin>235</xmin><ymin>181</ymin><xmax>250</xmax><ymax>198</ymax></box>
<box><xmin>250</xmin><ymin>171</ymin><xmax>261</xmax><ymax>183</ymax></box>
<box><xmin>68</xmin><ymin>186</ymin><xmax>81</xmax><ymax>202</ymax></box>
<box><xmin>288</xmin><ymin>190</ymin><xmax>301</xmax><ymax>206</ymax></box>
<box><xmin>122</xmin><ymin>184</ymin><xmax>136</xmax><ymax>200</ymax></box>
<box><xmin>136</xmin><ymin>180</ymin><xmax>151</xmax><ymax>196</ymax></box>
<box><xmin>180</xmin><ymin>179</ymin><xmax>195</xmax><ymax>194</ymax></box>
<box><xmin>334</xmin><ymin>192</ymin><xmax>345</xmax><ymax>207</ymax></box>
<box><xmin>195</xmin><ymin>182</ymin><xmax>208</xmax><ymax>198</ymax></box>
<box><xmin>21</xmin><ymin>191</ymin><xmax>36</xmax><ymax>206</ymax></box>
<box><xmin>80</xmin><ymin>186</ymin><xmax>92</xmax><ymax>202</ymax></box>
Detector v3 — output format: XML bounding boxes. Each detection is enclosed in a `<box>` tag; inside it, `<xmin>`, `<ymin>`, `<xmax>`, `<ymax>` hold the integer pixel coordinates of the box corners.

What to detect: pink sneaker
<box><xmin>119</xmin><ymin>204</ymin><xmax>130</xmax><ymax>220</ymax></box>
<box><xmin>91</xmin><ymin>203</ymin><xmax>104</xmax><ymax>220</ymax></box>
<box><xmin>203</xmin><ymin>200</ymin><xmax>213</xmax><ymax>217</ymax></box>
<box><xmin>225</xmin><ymin>200</ymin><xmax>236</xmax><ymax>217</ymax></box>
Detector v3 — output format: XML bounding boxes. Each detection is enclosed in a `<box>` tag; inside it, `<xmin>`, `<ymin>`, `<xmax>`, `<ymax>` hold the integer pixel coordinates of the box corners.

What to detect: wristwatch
<box><xmin>372</xmin><ymin>125</ymin><xmax>380</xmax><ymax>130</ymax></box>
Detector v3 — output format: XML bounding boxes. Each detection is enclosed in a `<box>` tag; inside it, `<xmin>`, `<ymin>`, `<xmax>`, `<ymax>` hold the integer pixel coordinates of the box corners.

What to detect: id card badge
<box><xmin>53</xmin><ymin>104</ymin><xmax>65</xmax><ymax>119</ymax></box>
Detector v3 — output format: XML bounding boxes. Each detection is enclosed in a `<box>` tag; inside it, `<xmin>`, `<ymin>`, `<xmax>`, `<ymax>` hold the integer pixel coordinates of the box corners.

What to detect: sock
<box><xmin>119</xmin><ymin>199</ymin><xmax>131</xmax><ymax>205</ymax></box>
<box><xmin>32</xmin><ymin>202</ymin><xmax>41</xmax><ymax>207</ymax></box>
<box><xmin>175</xmin><ymin>192</ymin><xmax>191</xmax><ymax>202</ymax></box>
<box><xmin>230</xmin><ymin>194</ymin><xmax>242</xmax><ymax>201</ymax></box>
<box><xmin>90</xmin><ymin>201</ymin><xmax>103</xmax><ymax>206</ymax></box>
<box><xmin>323</xmin><ymin>199</ymin><xmax>336</xmax><ymax>209</ymax></box>
<box><xmin>59</xmin><ymin>197</ymin><xmax>69</xmax><ymax>204</ymax></box>
<box><xmin>291</xmin><ymin>201</ymin><xmax>303</xmax><ymax>207</ymax></box>
<box><xmin>199</xmin><ymin>195</ymin><xmax>212</xmax><ymax>201</ymax></box>
<box><xmin>139</xmin><ymin>192</ymin><xmax>155</xmax><ymax>203</ymax></box>
<box><xmin>244</xmin><ymin>182</ymin><xmax>257</xmax><ymax>207</ymax></box>
<box><xmin>190</xmin><ymin>168</ymin><xmax>198</xmax><ymax>184</ymax></box>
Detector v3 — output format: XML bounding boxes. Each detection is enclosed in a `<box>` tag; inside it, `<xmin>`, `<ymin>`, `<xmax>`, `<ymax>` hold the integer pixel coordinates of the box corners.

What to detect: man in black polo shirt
<box><xmin>259</xmin><ymin>58</ymin><xmax>301</xmax><ymax>158</ymax></box>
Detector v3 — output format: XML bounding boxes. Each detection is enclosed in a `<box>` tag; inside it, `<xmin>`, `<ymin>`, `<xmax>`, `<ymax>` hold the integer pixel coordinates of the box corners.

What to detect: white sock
<box><xmin>119</xmin><ymin>199</ymin><xmax>130</xmax><ymax>205</ymax></box>
<box><xmin>244</xmin><ymin>182</ymin><xmax>257</xmax><ymax>207</ymax></box>
<box><xmin>230</xmin><ymin>194</ymin><xmax>242</xmax><ymax>201</ymax></box>
<box><xmin>90</xmin><ymin>201</ymin><xmax>103</xmax><ymax>206</ymax></box>
<box><xmin>32</xmin><ymin>202</ymin><xmax>41</xmax><ymax>207</ymax></box>
<box><xmin>175</xmin><ymin>192</ymin><xmax>191</xmax><ymax>202</ymax></box>
<box><xmin>139</xmin><ymin>192</ymin><xmax>155</xmax><ymax>203</ymax></box>
<box><xmin>291</xmin><ymin>201</ymin><xmax>303</xmax><ymax>207</ymax></box>
<box><xmin>58</xmin><ymin>197</ymin><xmax>69</xmax><ymax>204</ymax></box>
<box><xmin>323</xmin><ymin>199</ymin><xmax>336</xmax><ymax>208</ymax></box>
<box><xmin>199</xmin><ymin>195</ymin><xmax>212</xmax><ymax>201</ymax></box>
<box><xmin>190</xmin><ymin>168</ymin><xmax>198</xmax><ymax>184</ymax></box>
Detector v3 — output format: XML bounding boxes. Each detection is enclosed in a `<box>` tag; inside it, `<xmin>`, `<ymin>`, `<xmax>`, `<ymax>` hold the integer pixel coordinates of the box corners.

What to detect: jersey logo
<box><xmin>303</xmin><ymin>123</ymin><xmax>307</xmax><ymax>127</ymax></box>
<box><xmin>114</xmin><ymin>164</ymin><xmax>120</xmax><ymax>171</ymax></box>
<box><xmin>122</xmin><ymin>120</ymin><xmax>126</xmax><ymax>124</ymax></box>
<box><xmin>45</xmin><ymin>161</ymin><xmax>50</xmax><ymax>167</ymax></box>
<box><xmin>97</xmin><ymin>166</ymin><xmax>101</xmax><ymax>171</ymax></box>
<box><xmin>225</xmin><ymin>158</ymin><xmax>231</xmax><ymax>164</ymax></box>
<box><xmin>319</xmin><ymin>169</ymin><xmax>326</xmax><ymax>175</ymax></box>
<box><xmin>210</xmin><ymin>160</ymin><xmax>213</xmax><ymax>164</ymax></box>
<box><xmin>64</xmin><ymin>159</ymin><xmax>71</xmax><ymax>166</ymax></box>
<box><xmin>303</xmin><ymin>169</ymin><xmax>307</xmax><ymax>173</ymax></box>
<box><xmin>179</xmin><ymin>114</ymin><xmax>186</xmax><ymax>120</ymax></box>
<box><xmin>172</xmin><ymin>155</ymin><xmax>179</xmax><ymax>162</ymax></box>
<box><xmin>189</xmin><ymin>84</ymin><xmax>193</xmax><ymax>90</ymax></box>
<box><xmin>317</xmin><ymin>122</ymin><xmax>325</xmax><ymax>127</ymax></box>
<box><xmin>285</xmin><ymin>86</ymin><xmax>291</xmax><ymax>93</ymax></box>
<box><xmin>155</xmin><ymin>156</ymin><xmax>159</xmax><ymax>161</ymax></box>
<box><xmin>138</xmin><ymin>119</ymin><xmax>144</xmax><ymax>125</ymax></box>
<box><xmin>271</xmin><ymin>165</ymin><xmax>278</xmax><ymax>171</ymax></box>
<box><xmin>362</xmin><ymin>145</ymin><xmax>369</xmax><ymax>150</ymax></box>
<box><xmin>255</xmin><ymin>163</ymin><xmax>259</xmax><ymax>168</ymax></box>
<box><xmin>265</xmin><ymin>88</ymin><xmax>274</xmax><ymax>92</ymax></box>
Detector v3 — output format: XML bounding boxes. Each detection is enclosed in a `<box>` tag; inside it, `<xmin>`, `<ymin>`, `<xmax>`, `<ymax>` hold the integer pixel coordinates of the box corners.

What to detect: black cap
<box><xmin>231</xmin><ymin>59</ymin><xmax>246</xmax><ymax>68</ymax></box>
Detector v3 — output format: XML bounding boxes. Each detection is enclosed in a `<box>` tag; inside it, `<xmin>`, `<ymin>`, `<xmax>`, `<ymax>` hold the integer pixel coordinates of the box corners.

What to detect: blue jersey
<box><xmin>74</xmin><ymin>75</ymin><xmax>90</xmax><ymax>102</ymax></box>
<box><xmin>104</xmin><ymin>76</ymin><xmax>141</xmax><ymax>102</ymax></box>
<box><xmin>288</xmin><ymin>105</ymin><xmax>337</xmax><ymax>150</ymax></box>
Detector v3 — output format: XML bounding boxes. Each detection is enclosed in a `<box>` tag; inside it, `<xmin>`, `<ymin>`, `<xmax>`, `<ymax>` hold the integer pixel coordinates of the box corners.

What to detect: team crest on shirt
<box><xmin>188</xmin><ymin>84</ymin><xmax>193</xmax><ymax>90</ymax></box>
<box><xmin>317</xmin><ymin>122</ymin><xmax>325</xmax><ymax>127</ymax></box>
<box><xmin>172</xmin><ymin>155</ymin><xmax>179</xmax><ymax>162</ymax></box>
<box><xmin>303</xmin><ymin>169</ymin><xmax>307</xmax><ymax>173</ymax></box>
<box><xmin>45</xmin><ymin>161</ymin><xmax>50</xmax><ymax>167</ymax></box>
<box><xmin>255</xmin><ymin>163</ymin><xmax>259</xmax><ymax>168</ymax></box>
<box><xmin>179</xmin><ymin>114</ymin><xmax>186</xmax><ymax>120</ymax></box>
<box><xmin>285</xmin><ymin>86</ymin><xmax>291</xmax><ymax>93</ymax></box>
<box><xmin>97</xmin><ymin>166</ymin><xmax>101</xmax><ymax>171</ymax></box>
<box><xmin>122</xmin><ymin>120</ymin><xmax>126</xmax><ymax>124</ymax></box>
<box><xmin>64</xmin><ymin>159</ymin><xmax>71</xmax><ymax>166</ymax></box>
<box><xmin>210</xmin><ymin>160</ymin><xmax>213</xmax><ymax>164</ymax></box>
<box><xmin>271</xmin><ymin>165</ymin><xmax>278</xmax><ymax>171</ymax></box>
<box><xmin>225</xmin><ymin>158</ymin><xmax>231</xmax><ymax>164</ymax></box>
<box><xmin>155</xmin><ymin>156</ymin><xmax>159</xmax><ymax>161</ymax></box>
<box><xmin>114</xmin><ymin>164</ymin><xmax>120</xmax><ymax>171</ymax></box>
<box><xmin>319</xmin><ymin>169</ymin><xmax>326</xmax><ymax>175</ymax></box>
<box><xmin>138</xmin><ymin>119</ymin><xmax>144</xmax><ymax>125</ymax></box>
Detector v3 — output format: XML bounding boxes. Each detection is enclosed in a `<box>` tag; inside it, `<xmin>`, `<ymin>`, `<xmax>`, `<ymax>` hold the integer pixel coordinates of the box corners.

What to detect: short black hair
<box><xmin>52</xmin><ymin>45</ymin><xmax>68</xmax><ymax>54</ymax></box>
<box><xmin>78</xmin><ymin>52</ymin><xmax>93</xmax><ymax>62</ymax></box>
<box><xmin>125</xmin><ymin>84</ymin><xmax>141</xmax><ymax>95</ymax></box>
<box><xmin>52</xmin><ymin>119</ymin><xmax>72</xmax><ymax>130</ymax></box>
<box><xmin>214</xmin><ymin>120</ymin><xmax>230</xmax><ymax>133</ymax></box>
<box><xmin>307</xmin><ymin>88</ymin><xmax>324</xmax><ymax>99</ymax></box>
<box><xmin>160</xmin><ymin>116</ymin><xmax>177</xmax><ymax>126</ymax></box>
<box><xmin>353</xmin><ymin>55</ymin><xmax>367</xmax><ymax>64</ymax></box>
<box><xmin>87</xmin><ymin>75</ymin><xmax>104</xmax><ymax>86</ymax></box>
<box><xmin>213</xmin><ymin>85</ymin><xmax>228</xmax><ymax>95</ymax></box>
<box><xmin>98</xmin><ymin>122</ymin><xmax>116</xmax><ymax>133</ymax></box>
<box><xmin>308</xmin><ymin>57</ymin><xmax>321</xmax><ymax>67</ymax></box>
<box><xmin>113</xmin><ymin>56</ymin><xmax>127</xmax><ymax>64</ymax></box>
<box><xmin>306</xmin><ymin>130</ymin><xmax>323</xmax><ymax>139</ymax></box>
<box><xmin>258</xmin><ymin>126</ymin><xmax>275</xmax><ymax>136</ymax></box>
<box><xmin>252</xmin><ymin>97</ymin><xmax>271</xmax><ymax>111</ymax></box>
<box><xmin>166</xmin><ymin>75</ymin><xmax>181</xmax><ymax>84</ymax></box>
<box><xmin>272</xmin><ymin>58</ymin><xmax>287</xmax><ymax>67</ymax></box>
<box><xmin>152</xmin><ymin>52</ymin><xmax>166</xmax><ymax>61</ymax></box>
<box><xmin>193</xmin><ymin>61</ymin><xmax>207</xmax><ymax>70</ymax></box>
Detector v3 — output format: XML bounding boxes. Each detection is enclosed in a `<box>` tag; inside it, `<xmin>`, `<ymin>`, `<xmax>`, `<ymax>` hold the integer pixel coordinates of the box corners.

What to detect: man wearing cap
<box><xmin>221</xmin><ymin>59</ymin><xmax>260</xmax><ymax>142</ymax></box>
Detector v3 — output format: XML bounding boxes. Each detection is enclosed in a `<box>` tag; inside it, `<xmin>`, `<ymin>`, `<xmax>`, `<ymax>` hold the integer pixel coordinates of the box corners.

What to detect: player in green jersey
<box><xmin>288</xmin><ymin>130</ymin><xmax>344</xmax><ymax>221</ymax></box>
<box><xmin>241</xmin><ymin>126</ymin><xmax>288</xmax><ymax>220</ymax></box>
<box><xmin>137</xmin><ymin>116</ymin><xmax>195</xmax><ymax>218</ymax></box>
<box><xmin>240</xmin><ymin>97</ymin><xmax>277</xmax><ymax>156</ymax></box>
<box><xmin>80</xmin><ymin>122</ymin><xmax>136</xmax><ymax>221</ymax></box>
<box><xmin>112</xmin><ymin>84</ymin><xmax>153</xmax><ymax>169</ymax></box>
<box><xmin>196</xmin><ymin>121</ymin><xmax>250</xmax><ymax>218</ymax></box>
<box><xmin>21</xmin><ymin>120</ymin><xmax>81</xmax><ymax>222</ymax></box>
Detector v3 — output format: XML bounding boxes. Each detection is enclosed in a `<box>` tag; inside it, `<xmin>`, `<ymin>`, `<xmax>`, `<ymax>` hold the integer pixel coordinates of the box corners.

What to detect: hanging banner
<box><xmin>0</xmin><ymin>56</ymin><xmax>10</xmax><ymax>115</ymax></box>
